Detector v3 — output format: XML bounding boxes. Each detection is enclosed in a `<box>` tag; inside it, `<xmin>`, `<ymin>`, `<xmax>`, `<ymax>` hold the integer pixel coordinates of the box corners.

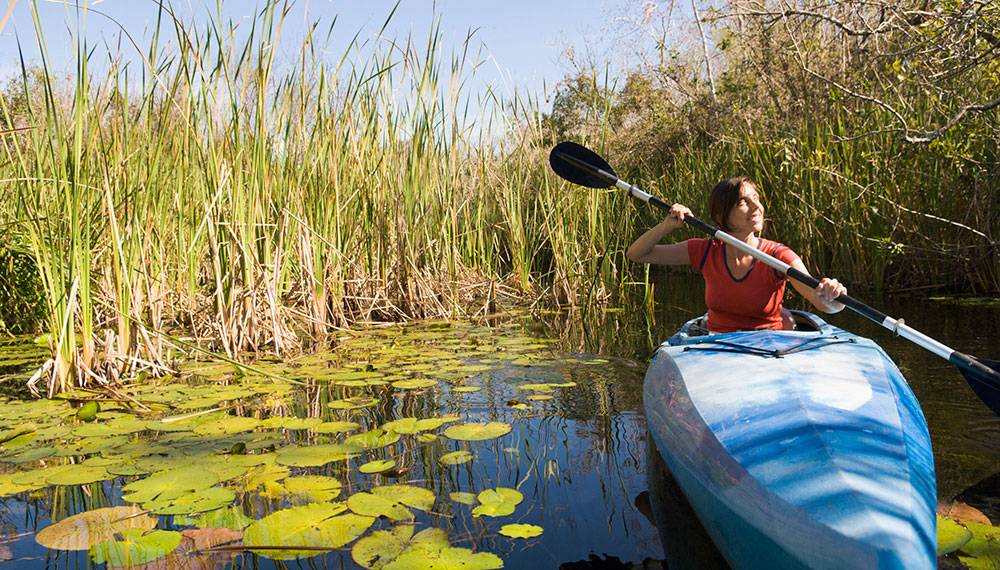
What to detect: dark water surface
<box><xmin>0</xmin><ymin>273</ymin><xmax>998</xmax><ymax>569</ymax></box>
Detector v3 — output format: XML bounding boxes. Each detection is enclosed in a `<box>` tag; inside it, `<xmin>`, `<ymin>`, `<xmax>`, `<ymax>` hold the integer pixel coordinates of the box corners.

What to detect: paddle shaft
<box><xmin>559</xmin><ymin>148</ymin><xmax>984</xmax><ymax>373</ymax></box>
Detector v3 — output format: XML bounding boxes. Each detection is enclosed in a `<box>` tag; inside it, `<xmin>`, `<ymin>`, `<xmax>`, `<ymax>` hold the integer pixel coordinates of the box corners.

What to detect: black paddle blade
<box><xmin>549</xmin><ymin>141</ymin><xmax>618</xmax><ymax>189</ymax></box>
<box><xmin>956</xmin><ymin>355</ymin><xmax>1000</xmax><ymax>415</ymax></box>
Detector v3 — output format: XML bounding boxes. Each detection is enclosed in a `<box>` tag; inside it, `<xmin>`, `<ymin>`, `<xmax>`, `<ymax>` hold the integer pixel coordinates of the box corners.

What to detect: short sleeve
<box><xmin>770</xmin><ymin>244</ymin><xmax>801</xmax><ymax>279</ymax></box>
<box><xmin>687</xmin><ymin>239</ymin><xmax>712</xmax><ymax>272</ymax></box>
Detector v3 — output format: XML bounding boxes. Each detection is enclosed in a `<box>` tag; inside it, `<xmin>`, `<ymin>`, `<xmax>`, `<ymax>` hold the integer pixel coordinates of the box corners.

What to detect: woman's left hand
<box><xmin>816</xmin><ymin>278</ymin><xmax>846</xmax><ymax>311</ymax></box>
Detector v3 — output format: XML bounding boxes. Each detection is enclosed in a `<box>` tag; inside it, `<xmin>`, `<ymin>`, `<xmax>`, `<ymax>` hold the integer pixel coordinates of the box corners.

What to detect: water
<box><xmin>0</xmin><ymin>273</ymin><xmax>997</xmax><ymax>569</ymax></box>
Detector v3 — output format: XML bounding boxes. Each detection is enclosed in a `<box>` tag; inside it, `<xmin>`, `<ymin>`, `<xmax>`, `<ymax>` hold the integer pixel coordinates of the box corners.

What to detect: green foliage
<box><xmin>0</xmin><ymin>247</ymin><xmax>46</xmax><ymax>335</ymax></box>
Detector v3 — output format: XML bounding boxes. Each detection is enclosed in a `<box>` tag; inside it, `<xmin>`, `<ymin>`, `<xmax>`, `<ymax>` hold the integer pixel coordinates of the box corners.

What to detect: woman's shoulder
<box><xmin>759</xmin><ymin>238</ymin><xmax>800</xmax><ymax>262</ymax></box>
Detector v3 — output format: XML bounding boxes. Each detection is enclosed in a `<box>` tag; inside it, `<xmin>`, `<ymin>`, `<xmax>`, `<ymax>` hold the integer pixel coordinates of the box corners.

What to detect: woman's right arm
<box><xmin>626</xmin><ymin>204</ymin><xmax>693</xmax><ymax>266</ymax></box>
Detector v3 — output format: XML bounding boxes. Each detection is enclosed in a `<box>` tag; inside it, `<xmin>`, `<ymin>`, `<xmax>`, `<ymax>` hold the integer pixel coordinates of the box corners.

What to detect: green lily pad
<box><xmin>0</xmin><ymin>472</ymin><xmax>48</xmax><ymax>496</ymax></box>
<box><xmin>243</xmin><ymin>503</ymin><xmax>373</xmax><ymax>560</ymax></box>
<box><xmin>0</xmin><ymin>423</ymin><xmax>37</xmax><ymax>444</ymax></box>
<box><xmin>443</xmin><ymin>422</ymin><xmax>511</xmax><ymax>442</ymax></box>
<box><xmin>36</xmin><ymin>506</ymin><xmax>157</xmax><ymax>550</ymax></box>
<box><xmin>381</xmin><ymin>417</ymin><xmax>455</xmax><ymax>434</ymax></box>
<box><xmin>176</xmin><ymin>505</ymin><xmax>254</xmax><ymax>531</ymax></box>
<box><xmin>360</xmin><ymin>459</ymin><xmax>397</xmax><ymax>474</ymax></box>
<box><xmin>2</xmin><ymin>445</ymin><xmax>55</xmax><ymax>464</ymax></box>
<box><xmin>345</xmin><ymin>429</ymin><xmax>401</xmax><ymax>450</ymax></box>
<box><xmin>46</xmin><ymin>464</ymin><xmax>114</xmax><ymax>486</ymax></box>
<box><xmin>328</xmin><ymin>397</ymin><xmax>378</xmax><ymax>410</ymax></box>
<box><xmin>122</xmin><ymin>466</ymin><xmax>220</xmax><ymax>504</ymax></box>
<box><xmin>193</xmin><ymin>416</ymin><xmax>261</xmax><ymax>435</ymax></box>
<box><xmin>452</xmin><ymin>386</ymin><xmax>482</xmax><ymax>393</ymax></box>
<box><xmin>386</xmin><ymin>542</ymin><xmax>501</xmax><ymax>570</ymax></box>
<box><xmin>284</xmin><ymin>418</ymin><xmax>323</xmax><ymax>430</ymax></box>
<box><xmin>391</xmin><ymin>379</ymin><xmax>438</xmax><ymax>390</ymax></box>
<box><xmin>472</xmin><ymin>487</ymin><xmax>523</xmax><ymax>518</ymax></box>
<box><xmin>449</xmin><ymin>492</ymin><xmax>478</xmax><ymax>505</ymax></box>
<box><xmin>939</xmin><ymin>515</ymin><xmax>973</xmax><ymax>555</ymax></box>
<box><xmin>314</xmin><ymin>421</ymin><xmax>361</xmax><ymax>434</ymax></box>
<box><xmin>959</xmin><ymin>520</ymin><xmax>1000</xmax><ymax>568</ymax></box>
<box><xmin>90</xmin><ymin>528</ymin><xmax>183</xmax><ymax>567</ymax></box>
<box><xmin>272</xmin><ymin>475</ymin><xmax>343</xmax><ymax>502</ymax></box>
<box><xmin>275</xmin><ymin>444</ymin><xmax>362</xmax><ymax>467</ymax></box>
<box><xmin>351</xmin><ymin>525</ymin><xmax>448</xmax><ymax>570</ymax></box>
<box><xmin>347</xmin><ymin>485</ymin><xmax>435</xmax><ymax>521</ymax></box>
<box><xmin>145</xmin><ymin>486</ymin><xmax>237</xmax><ymax>515</ymax></box>
<box><xmin>238</xmin><ymin>462</ymin><xmax>291</xmax><ymax>492</ymax></box>
<box><xmin>71</xmin><ymin>417</ymin><xmax>148</xmax><ymax>438</ymax></box>
<box><xmin>439</xmin><ymin>451</ymin><xmax>473</xmax><ymax>465</ymax></box>
<box><xmin>499</xmin><ymin>523</ymin><xmax>543</xmax><ymax>538</ymax></box>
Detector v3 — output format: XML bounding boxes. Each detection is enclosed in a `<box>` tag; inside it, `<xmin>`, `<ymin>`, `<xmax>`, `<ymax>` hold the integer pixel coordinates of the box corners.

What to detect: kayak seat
<box><xmin>683</xmin><ymin>310</ymin><xmax>823</xmax><ymax>337</ymax></box>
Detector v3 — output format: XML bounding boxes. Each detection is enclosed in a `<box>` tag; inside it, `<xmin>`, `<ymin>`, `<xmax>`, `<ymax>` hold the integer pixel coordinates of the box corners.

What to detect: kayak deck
<box><xmin>644</xmin><ymin>312</ymin><xmax>936</xmax><ymax>570</ymax></box>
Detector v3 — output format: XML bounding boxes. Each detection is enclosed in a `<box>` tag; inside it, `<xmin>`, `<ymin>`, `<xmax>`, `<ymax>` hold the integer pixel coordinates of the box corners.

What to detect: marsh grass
<box><xmin>0</xmin><ymin>2</ymin><xmax>626</xmax><ymax>393</ymax></box>
<box><xmin>1</xmin><ymin>2</ymin><xmax>995</xmax><ymax>395</ymax></box>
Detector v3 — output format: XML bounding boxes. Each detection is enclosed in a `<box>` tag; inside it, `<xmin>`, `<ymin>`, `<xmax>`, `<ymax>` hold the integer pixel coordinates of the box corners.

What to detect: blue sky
<box><xmin>0</xmin><ymin>0</ymin><xmax>637</xmax><ymax>107</ymax></box>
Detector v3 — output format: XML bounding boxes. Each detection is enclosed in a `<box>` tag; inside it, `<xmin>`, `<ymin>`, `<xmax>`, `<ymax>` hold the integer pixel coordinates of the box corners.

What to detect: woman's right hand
<box><xmin>664</xmin><ymin>204</ymin><xmax>692</xmax><ymax>230</ymax></box>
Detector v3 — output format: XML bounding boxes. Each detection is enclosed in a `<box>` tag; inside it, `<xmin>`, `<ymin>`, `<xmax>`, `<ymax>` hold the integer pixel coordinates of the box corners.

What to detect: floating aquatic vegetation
<box><xmin>35</xmin><ymin>506</ymin><xmax>156</xmax><ymax>550</ymax></box>
<box><xmin>243</xmin><ymin>503</ymin><xmax>374</xmax><ymax>560</ymax></box>
<box><xmin>443</xmin><ymin>422</ymin><xmax>512</xmax><ymax>441</ymax></box>
<box><xmin>472</xmin><ymin>488</ymin><xmax>523</xmax><ymax>518</ymax></box>
<box><xmin>499</xmin><ymin>523</ymin><xmax>544</xmax><ymax>538</ymax></box>
<box><xmin>90</xmin><ymin>528</ymin><xmax>183</xmax><ymax>566</ymax></box>
<box><xmin>1</xmin><ymin>318</ymin><xmax>611</xmax><ymax>567</ymax></box>
<box><xmin>351</xmin><ymin>525</ymin><xmax>503</xmax><ymax>570</ymax></box>
<box><xmin>440</xmin><ymin>450</ymin><xmax>473</xmax><ymax>465</ymax></box>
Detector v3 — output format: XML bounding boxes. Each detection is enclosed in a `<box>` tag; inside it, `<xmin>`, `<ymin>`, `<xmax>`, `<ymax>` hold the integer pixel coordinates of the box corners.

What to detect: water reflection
<box><xmin>0</xmin><ymin>274</ymin><xmax>997</xmax><ymax>569</ymax></box>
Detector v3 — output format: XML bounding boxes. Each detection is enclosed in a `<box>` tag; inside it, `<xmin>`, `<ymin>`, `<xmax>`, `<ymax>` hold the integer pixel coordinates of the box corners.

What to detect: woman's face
<box><xmin>726</xmin><ymin>184</ymin><xmax>764</xmax><ymax>236</ymax></box>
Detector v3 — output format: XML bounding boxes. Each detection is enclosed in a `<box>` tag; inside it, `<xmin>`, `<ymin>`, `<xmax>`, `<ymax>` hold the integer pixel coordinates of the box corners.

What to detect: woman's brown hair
<box><xmin>708</xmin><ymin>175</ymin><xmax>760</xmax><ymax>232</ymax></box>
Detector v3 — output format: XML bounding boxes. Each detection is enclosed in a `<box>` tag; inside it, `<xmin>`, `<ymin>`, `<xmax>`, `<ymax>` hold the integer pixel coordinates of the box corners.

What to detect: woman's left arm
<box><xmin>787</xmin><ymin>259</ymin><xmax>847</xmax><ymax>314</ymax></box>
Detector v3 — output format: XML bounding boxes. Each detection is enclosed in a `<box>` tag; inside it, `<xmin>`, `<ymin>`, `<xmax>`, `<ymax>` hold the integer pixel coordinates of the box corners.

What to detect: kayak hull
<box><xmin>643</xmin><ymin>312</ymin><xmax>936</xmax><ymax>570</ymax></box>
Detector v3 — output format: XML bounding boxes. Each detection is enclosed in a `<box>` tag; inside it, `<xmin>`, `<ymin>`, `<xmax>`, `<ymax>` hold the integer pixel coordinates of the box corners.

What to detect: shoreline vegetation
<box><xmin>0</xmin><ymin>1</ymin><xmax>997</xmax><ymax>396</ymax></box>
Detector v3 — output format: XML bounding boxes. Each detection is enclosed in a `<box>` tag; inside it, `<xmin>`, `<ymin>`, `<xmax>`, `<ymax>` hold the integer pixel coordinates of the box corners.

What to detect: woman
<box><xmin>626</xmin><ymin>176</ymin><xmax>846</xmax><ymax>333</ymax></box>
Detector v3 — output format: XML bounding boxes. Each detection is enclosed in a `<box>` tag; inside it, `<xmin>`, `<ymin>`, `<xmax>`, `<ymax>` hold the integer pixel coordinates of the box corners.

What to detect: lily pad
<box><xmin>439</xmin><ymin>451</ymin><xmax>473</xmax><ymax>465</ymax></box>
<box><xmin>0</xmin><ymin>472</ymin><xmax>48</xmax><ymax>496</ymax></box>
<box><xmin>391</xmin><ymin>379</ymin><xmax>438</xmax><ymax>390</ymax></box>
<box><xmin>121</xmin><ymin>466</ymin><xmax>220</xmax><ymax>504</ymax></box>
<box><xmin>314</xmin><ymin>421</ymin><xmax>361</xmax><ymax>434</ymax></box>
<box><xmin>959</xmin><ymin>520</ymin><xmax>1000</xmax><ymax>568</ymax></box>
<box><xmin>146</xmin><ymin>486</ymin><xmax>237</xmax><ymax>515</ymax></box>
<box><xmin>387</xmin><ymin>542</ymin><xmax>501</xmax><ymax>569</ymax></box>
<box><xmin>46</xmin><ymin>464</ymin><xmax>114</xmax><ymax>486</ymax></box>
<box><xmin>449</xmin><ymin>492</ymin><xmax>478</xmax><ymax>505</ymax></box>
<box><xmin>345</xmin><ymin>429</ymin><xmax>401</xmax><ymax>450</ymax></box>
<box><xmin>443</xmin><ymin>422</ymin><xmax>511</xmax><ymax>442</ymax></box>
<box><xmin>328</xmin><ymin>397</ymin><xmax>378</xmax><ymax>410</ymax></box>
<box><xmin>347</xmin><ymin>485</ymin><xmax>435</xmax><ymax>521</ymax></box>
<box><xmin>281</xmin><ymin>418</ymin><xmax>323</xmax><ymax>430</ymax></box>
<box><xmin>2</xmin><ymin>445</ymin><xmax>55</xmax><ymax>464</ymax></box>
<box><xmin>90</xmin><ymin>528</ymin><xmax>183</xmax><ymax>567</ymax></box>
<box><xmin>271</xmin><ymin>475</ymin><xmax>343</xmax><ymax>503</ymax></box>
<box><xmin>381</xmin><ymin>417</ymin><xmax>455</xmax><ymax>434</ymax></box>
<box><xmin>193</xmin><ymin>416</ymin><xmax>261</xmax><ymax>435</ymax></box>
<box><xmin>36</xmin><ymin>506</ymin><xmax>157</xmax><ymax>550</ymax></box>
<box><xmin>939</xmin><ymin>515</ymin><xmax>973</xmax><ymax>555</ymax></box>
<box><xmin>275</xmin><ymin>444</ymin><xmax>362</xmax><ymax>467</ymax></box>
<box><xmin>499</xmin><ymin>523</ymin><xmax>543</xmax><ymax>538</ymax></box>
<box><xmin>360</xmin><ymin>459</ymin><xmax>398</xmax><ymax>474</ymax></box>
<box><xmin>352</xmin><ymin>525</ymin><xmax>448</xmax><ymax>570</ymax></box>
<box><xmin>176</xmin><ymin>505</ymin><xmax>254</xmax><ymax>531</ymax></box>
<box><xmin>242</xmin><ymin>503</ymin><xmax>373</xmax><ymax>560</ymax></box>
<box><xmin>472</xmin><ymin>487</ymin><xmax>523</xmax><ymax>518</ymax></box>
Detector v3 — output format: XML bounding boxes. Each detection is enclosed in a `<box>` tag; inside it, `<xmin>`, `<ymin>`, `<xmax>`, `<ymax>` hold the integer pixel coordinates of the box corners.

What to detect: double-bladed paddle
<box><xmin>549</xmin><ymin>140</ymin><xmax>1000</xmax><ymax>415</ymax></box>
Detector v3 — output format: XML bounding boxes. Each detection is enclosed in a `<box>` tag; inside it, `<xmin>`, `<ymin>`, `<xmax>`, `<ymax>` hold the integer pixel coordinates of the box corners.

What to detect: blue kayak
<box><xmin>644</xmin><ymin>311</ymin><xmax>936</xmax><ymax>570</ymax></box>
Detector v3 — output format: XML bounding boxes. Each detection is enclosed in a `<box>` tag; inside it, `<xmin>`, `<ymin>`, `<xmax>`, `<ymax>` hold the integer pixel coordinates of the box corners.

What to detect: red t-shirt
<box><xmin>686</xmin><ymin>238</ymin><xmax>801</xmax><ymax>333</ymax></box>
